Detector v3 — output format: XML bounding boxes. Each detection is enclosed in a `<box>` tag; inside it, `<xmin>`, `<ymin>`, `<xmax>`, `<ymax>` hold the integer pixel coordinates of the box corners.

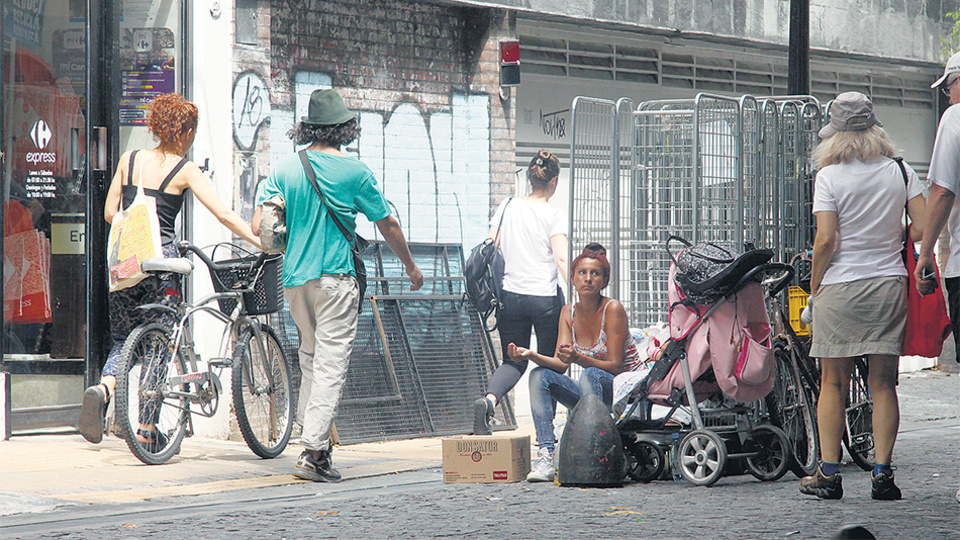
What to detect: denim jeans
<box><xmin>528</xmin><ymin>366</ymin><xmax>615</xmax><ymax>453</ymax></box>
<box><xmin>486</xmin><ymin>289</ymin><xmax>564</xmax><ymax>400</ymax></box>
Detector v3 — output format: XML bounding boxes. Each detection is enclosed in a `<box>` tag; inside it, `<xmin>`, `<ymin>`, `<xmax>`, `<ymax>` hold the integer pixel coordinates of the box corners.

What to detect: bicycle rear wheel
<box><xmin>232</xmin><ymin>323</ymin><xmax>293</xmax><ymax>458</ymax></box>
<box><xmin>115</xmin><ymin>323</ymin><xmax>189</xmax><ymax>465</ymax></box>
<box><xmin>844</xmin><ymin>358</ymin><xmax>875</xmax><ymax>471</ymax></box>
<box><xmin>766</xmin><ymin>346</ymin><xmax>819</xmax><ymax>477</ymax></box>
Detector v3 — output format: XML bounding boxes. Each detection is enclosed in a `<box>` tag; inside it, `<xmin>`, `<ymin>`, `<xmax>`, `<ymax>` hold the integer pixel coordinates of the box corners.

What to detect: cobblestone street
<box><xmin>5</xmin><ymin>370</ymin><xmax>958</xmax><ymax>540</ymax></box>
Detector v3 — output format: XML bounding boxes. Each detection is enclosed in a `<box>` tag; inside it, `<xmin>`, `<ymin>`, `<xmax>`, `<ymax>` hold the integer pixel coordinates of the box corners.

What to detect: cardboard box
<box><xmin>442</xmin><ymin>434</ymin><xmax>530</xmax><ymax>483</ymax></box>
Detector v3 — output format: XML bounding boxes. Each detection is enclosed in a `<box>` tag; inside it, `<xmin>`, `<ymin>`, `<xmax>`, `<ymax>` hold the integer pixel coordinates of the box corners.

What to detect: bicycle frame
<box><xmin>139</xmin><ymin>258</ymin><xmax>276</xmax><ymax>427</ymax></box>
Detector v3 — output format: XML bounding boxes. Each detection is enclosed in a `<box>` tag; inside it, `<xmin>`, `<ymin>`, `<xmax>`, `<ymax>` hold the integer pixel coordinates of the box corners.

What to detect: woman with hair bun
<box><xmin>472</xmin><ymin>150</ymin><xmax>568</xmax><ymax>436</ymax></box>
<box><xmin>510</xmin><ymin>243</ymin><xmax>643</xmax><ymax>482</ymax></box>
<box><xmin>78</xmin><ymin>93</ymin><xmax>261</xmax><ymax>446</ymax></box>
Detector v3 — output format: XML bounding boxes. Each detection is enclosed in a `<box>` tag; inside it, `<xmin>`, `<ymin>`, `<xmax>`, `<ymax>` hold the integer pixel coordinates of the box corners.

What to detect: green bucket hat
<box><xmin>302</xmin><ymin>89</ymin><xmax>357</xmax><ymax>126</ymax></box>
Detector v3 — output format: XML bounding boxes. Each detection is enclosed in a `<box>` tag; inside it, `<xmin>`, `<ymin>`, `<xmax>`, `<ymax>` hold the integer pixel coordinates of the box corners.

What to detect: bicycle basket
<box><xmin>209</xmin><ymin>252</ymin><xmax>283</xmax><ymax>315</ymax></box>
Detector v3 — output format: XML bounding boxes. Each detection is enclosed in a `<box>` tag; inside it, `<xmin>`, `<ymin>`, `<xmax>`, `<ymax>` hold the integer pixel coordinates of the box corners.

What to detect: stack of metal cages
<box><xmin>267</xmin><ymin>241</ymin><xmax>513</xmax><ymax>445</ymax></box>
<box><xmin>569</xmin><ymin>93</ymin><xmax>822</xmax><ymax>331</ymax></box>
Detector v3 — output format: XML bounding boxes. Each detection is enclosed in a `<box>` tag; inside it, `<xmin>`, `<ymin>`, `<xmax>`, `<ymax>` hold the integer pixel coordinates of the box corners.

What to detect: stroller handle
<box><xmin>737</xmin><ymin>262</ymin><xmax>794</xmax><ymax>297</ymax></box>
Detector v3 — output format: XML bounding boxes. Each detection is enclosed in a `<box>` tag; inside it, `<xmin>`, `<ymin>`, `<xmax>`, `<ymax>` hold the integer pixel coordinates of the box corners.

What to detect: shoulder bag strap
<box><xmin>298</xmin><ymin>150</ymin><xmax>355</xmax><ymax>246</ymax></box>
<box><xmin>893</xmin><ymin>156</ymin><xmax>910</xmax><ymax>225</ymax></box>
<box><xmin>126</xmin><ymin>150</ymin><xmax>139</xmax><ymax>186</ymax></box>
<box><xmin>492</xmin><ymin>197</ymin><xmax>512</xmax><ymax>247</ymax></box>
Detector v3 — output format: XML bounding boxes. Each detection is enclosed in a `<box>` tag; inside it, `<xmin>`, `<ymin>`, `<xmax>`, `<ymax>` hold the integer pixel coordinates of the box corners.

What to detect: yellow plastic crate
<box><xmin>787</xmin><ymin>286</ymin><xmax>810</xmax><ymax>336</ymax></box>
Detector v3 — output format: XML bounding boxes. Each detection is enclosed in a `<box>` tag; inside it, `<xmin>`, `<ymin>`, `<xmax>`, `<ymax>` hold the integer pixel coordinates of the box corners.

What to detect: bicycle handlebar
<box><xmin>178</xmin><ymin>241</ymin><xmax>263</xmax><ymax>272</ymax></box>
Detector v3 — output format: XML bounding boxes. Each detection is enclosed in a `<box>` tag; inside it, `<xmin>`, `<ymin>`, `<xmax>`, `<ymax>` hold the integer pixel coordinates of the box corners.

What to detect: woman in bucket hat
<box><xmin>802</xmin><ymin>91</ymin><xmax>927</xmax><ymax>500</ymax></box>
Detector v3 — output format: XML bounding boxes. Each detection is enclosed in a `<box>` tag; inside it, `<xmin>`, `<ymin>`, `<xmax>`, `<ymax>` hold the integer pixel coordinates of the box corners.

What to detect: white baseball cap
<box><xmin>932</xmin><ymin>51</ymin><xmax>960</xmax><ymax>88</ymax></box>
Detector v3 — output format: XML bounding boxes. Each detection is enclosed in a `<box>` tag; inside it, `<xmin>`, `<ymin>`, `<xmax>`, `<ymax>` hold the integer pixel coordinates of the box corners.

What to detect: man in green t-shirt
<box><xmin>254</xmin><ymin>89</ymin><xmax>422</xmax><ymax>482</ymax></box>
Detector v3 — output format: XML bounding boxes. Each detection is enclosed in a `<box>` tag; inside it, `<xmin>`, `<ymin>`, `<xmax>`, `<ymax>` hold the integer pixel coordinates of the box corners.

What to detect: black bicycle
<box><xmin>764</xmin><ymin>255</ymin><xmax>874</xmax><ymax>476</ymax></box>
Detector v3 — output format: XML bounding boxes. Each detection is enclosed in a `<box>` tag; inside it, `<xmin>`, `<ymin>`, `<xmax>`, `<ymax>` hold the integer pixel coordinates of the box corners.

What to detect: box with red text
<box><xmin>442</xmin><ymin>434</ymin><xmax>530</xmax><ymax>483</ymax></box>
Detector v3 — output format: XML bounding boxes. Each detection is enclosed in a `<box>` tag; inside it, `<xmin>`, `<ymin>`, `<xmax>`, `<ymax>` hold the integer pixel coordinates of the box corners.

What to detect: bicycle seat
<box><xmin>142</xmin><ymin>257</ymin><xmax>194</xmax><ymax>276</ymax></box>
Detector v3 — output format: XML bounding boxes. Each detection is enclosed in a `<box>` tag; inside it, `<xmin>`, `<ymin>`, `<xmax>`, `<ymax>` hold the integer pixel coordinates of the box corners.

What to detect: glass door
<box><xmin>1</xmin><ymin>0</ymin><xmax>90</xmax><ymax>429</ymax></box>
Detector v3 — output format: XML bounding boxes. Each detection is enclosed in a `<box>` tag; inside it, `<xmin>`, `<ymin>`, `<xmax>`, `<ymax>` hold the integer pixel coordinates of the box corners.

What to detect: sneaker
<box><xmin>472</xmin><ymin>397</ymin><xmax>494</xmax><ymax>436</ymax></box>
<box><xmin>293</xmin><ymin>449</ymin><xmax>342</xmax><ymax>483</ymax></box>
<box><xmin>526</xmin><ymin>448</ymin><xmax>555</xmax><ymax>483</ymax></box>
<box><xmin>871</xmin><ymin>470</ymin><xmax>902</xmax><ymax>500</ymax></box>
<box><xmin>78</xmin><ymin>384</ymin><xmax>108</xmax><ymax>444</ymax></box>
<box><xmin>800</xmin><ymin>466</ymin><xmax>843</xmax><ymax>499</ymax></box>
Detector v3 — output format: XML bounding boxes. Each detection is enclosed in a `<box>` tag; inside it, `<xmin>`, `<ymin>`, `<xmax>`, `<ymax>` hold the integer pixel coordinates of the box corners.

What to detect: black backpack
<box><xmin>665</xmin><ymin>235</ymin><xmax>773</xmax><ymax>305</ymax></box>
<box><xmin>464</xmin><ymin>198</ymin><xmax>512</xmax><ymax>331</ymax></box>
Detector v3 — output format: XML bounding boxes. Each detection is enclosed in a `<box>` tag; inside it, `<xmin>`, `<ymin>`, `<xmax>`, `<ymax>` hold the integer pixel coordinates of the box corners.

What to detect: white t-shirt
<box><xmin>812</xmin><ymin>158</ymin><xmax>923</xmax><ymax>285</ymax></box>
<box><xmin>928</xmin><ymin>104</ymin><xmax>960</xmax><ymax>278</ymax></box>
<box><xmin>490</xmin><ymin>197</ymin><xmax>566</xmax><ymax>297</ymax></box>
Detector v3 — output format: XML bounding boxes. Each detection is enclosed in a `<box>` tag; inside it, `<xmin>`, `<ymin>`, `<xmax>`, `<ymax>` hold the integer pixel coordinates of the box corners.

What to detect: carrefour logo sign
<box><xmin>30</xmin><ymin>119</ymin><xmax>52</xmax><ymax>149</ymax></box>
<box><xmin>26</xmin><ymin>119</ymin><xmax>56</xmax><ymax>165</ymax></box>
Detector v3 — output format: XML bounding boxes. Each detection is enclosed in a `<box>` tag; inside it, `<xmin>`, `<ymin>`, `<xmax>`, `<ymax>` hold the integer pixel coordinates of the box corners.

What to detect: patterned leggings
<box><xmin>102</xmin><ymin>244</ymin><xmax>181</xmax><ymax>378</ymax></box>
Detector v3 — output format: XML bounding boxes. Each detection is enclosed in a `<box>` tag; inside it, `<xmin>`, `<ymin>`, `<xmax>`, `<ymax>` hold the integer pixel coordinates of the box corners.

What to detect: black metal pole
<box><xmin>788</xmin><ymin>0</ymin><xmax>810</xmax><ymax>95</ymax></box>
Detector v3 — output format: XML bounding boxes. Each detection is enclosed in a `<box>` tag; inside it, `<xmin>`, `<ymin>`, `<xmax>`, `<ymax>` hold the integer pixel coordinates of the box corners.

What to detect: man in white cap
<box><xmin>916</xmin><ymin>51</ymin><xmax>960</xmax><ymax>504</ymax></box>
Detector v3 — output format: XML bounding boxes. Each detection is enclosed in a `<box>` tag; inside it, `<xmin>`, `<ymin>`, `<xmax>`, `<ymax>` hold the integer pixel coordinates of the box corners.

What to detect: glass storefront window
<box><xmin>3</xmin><ymin>0</ymin><xmax>88</xmax><ymax>365</ymax></box>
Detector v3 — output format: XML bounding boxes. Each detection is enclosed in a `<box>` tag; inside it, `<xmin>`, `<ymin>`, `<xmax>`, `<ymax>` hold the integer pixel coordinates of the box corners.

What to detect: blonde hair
<box><xmin>812</xmin><ymin>126</ymin><xmax>898</xmax><ymax>168</ymax></box>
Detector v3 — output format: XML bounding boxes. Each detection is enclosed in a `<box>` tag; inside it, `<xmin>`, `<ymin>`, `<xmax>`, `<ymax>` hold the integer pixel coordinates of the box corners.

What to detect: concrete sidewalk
<box><xmin>0</xmin><ymin>423</ymin><xmax>535</xmax><ymax>517</ymax></box>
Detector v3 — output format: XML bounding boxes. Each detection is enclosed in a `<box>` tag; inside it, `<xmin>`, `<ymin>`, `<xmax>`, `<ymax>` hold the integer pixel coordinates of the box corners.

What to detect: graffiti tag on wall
<box><xmin>233</xmin><ymin>71</ymin><xmax>270</xmax><ymax>151</ymax></box>
<box><xmin>539</xmin><ymin>108</ymin><xmax>568</xmax><ymax>140</ymax></box>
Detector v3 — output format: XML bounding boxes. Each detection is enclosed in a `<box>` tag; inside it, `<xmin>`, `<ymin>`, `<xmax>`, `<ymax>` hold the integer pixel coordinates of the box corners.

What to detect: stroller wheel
<box><xmin>744</xmin><ymin>425</ymin><xmax>791</xmax><ymax>482</ymax></box>
<box><xmin>624</xmin><ymin>439</ymin><xmax>664</xmax><ymax>483</ymax></box>
<box><xmin>678</xmin><ymin>430</ymin><xmax>727</xmax><ymax>486</ymax></box>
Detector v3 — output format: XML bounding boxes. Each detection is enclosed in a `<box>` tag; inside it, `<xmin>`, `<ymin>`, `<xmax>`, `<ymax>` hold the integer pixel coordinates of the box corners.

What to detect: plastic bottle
<box><xmin>670</xmin><ymin>432</ymin><xmax>683</xmax><ymax>481</ymax></box>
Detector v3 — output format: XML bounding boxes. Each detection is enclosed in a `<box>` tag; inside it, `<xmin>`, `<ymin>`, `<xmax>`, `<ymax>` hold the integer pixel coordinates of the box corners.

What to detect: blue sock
<box><xmin>873</xmin><ymin>463</ymin><xmax>892</xmax><ymax>477</ymax></box>
<box><xmin>821</xmin><ymin>461</ymin><xmax>839</xmax><ymax>476</ymax></box>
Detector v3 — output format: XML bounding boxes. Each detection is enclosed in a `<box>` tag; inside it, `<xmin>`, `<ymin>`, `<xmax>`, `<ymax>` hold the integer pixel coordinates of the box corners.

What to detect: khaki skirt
<box><xmin>809</xmin><ymin>275</ymin><xmax>907</xmax><ymax>359</ymax></box>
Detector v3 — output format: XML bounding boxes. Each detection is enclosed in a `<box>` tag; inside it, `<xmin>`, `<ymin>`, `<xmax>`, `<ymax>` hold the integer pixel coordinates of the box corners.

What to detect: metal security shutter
<box><xmin>270</xmin><ymin>243</ymin><xmax>513</xmax><ymax>445</ymax></box>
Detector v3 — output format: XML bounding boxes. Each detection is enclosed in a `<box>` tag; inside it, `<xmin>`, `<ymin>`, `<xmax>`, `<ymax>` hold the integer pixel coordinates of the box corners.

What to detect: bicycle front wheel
<box><xmin>115</xmin><ymin>323</ymin><xmax>189</xmax><ymax>465</ymax></box>
<box><xmin>844</xmin><ymin>358</ymin><xmax>875</xmax><ymax>471</ymax></box>
<box><xmin>766</xmin><ymin>346</ymin><xmax>819</xmax><ymax>477</ymax></box>
<box><xmin>232</xmin><ymin>323</ymin><xmax>294</xmax><ymax>458</ymax></box>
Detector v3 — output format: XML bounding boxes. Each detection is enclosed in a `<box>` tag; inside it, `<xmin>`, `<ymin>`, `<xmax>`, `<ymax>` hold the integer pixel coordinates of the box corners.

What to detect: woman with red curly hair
<box><xmin>78</xmin><ymin>93</ymin><xmax>261</xmax><ymax>446</ymax></box>
<box><xmin>509</xmin><ymin>243</ymin><xmax>644</xmax><ymax>482</ymax></box>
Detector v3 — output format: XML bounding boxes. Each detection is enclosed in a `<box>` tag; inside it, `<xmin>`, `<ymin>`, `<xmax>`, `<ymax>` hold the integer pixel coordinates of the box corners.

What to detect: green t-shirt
<box><xmin>256</xmin><ymin>150</ymin><xmax>391</xmax><ymax>287</ymax></box>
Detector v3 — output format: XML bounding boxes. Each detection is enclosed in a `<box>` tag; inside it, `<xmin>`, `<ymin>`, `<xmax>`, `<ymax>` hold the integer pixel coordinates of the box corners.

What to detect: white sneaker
<box><xmin>526</xmin><ymin>448</ymin><xmax>555</xmax><ymax>482</ymax></box>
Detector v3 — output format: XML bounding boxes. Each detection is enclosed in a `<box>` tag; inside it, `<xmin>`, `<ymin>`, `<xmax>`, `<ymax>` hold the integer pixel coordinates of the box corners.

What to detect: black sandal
<box><xmin>137</xmin><ymin>428</ymin><xmax>169</xmax><ymax>452</ymax></box>
<box><xmin>78</xmin><ymin>384</ymin><xmax>109</xmax><ymax>444</ymax></box>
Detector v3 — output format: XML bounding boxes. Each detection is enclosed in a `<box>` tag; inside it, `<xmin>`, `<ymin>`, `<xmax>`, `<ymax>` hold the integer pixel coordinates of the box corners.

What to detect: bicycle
<box><xmin>114</xmin><ymin>241</ymin><xmax>294</xmax><ymax>465</ymax></box>
<box><xmin>764</xmin><ymin>253</ymin><xmax>875</xmax><ymax>476</ymax></box>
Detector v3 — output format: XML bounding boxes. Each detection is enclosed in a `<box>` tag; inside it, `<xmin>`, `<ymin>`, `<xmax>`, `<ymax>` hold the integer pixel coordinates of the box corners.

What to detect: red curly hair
<box><xmin>147</xmin><ymin>93</ymin><xmax>198</xmax><ymax>150</ymax></box>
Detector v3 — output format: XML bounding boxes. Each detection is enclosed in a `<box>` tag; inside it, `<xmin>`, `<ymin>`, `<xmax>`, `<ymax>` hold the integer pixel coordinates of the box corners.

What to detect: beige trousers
<box><xmin>285</xmin><ymin>275</ymin><xmax>359</xmax><ymax>452</ymax></box>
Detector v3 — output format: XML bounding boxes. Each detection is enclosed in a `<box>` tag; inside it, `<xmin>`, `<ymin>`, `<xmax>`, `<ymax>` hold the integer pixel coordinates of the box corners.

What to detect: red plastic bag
<box><xmin>3</xmin><ymin>229</ymin><xmax>52</xmax><ymax>324</ymax></box>
<box><xmin>903</xmin><ymin>228</ymin><xmax>951</xmax><ymax>357</ymax></box>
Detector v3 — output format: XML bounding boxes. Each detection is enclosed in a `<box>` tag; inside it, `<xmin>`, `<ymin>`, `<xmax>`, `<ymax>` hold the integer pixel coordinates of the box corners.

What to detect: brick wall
<box><xmin>230</xmin><ymin>0</ymin><xmax>273</xmax><ymax>223</ymax></box>
<box><xmin>270</xmin><ymin>0</ymin><xmax>515</xmax><ymax>244</ymax></box>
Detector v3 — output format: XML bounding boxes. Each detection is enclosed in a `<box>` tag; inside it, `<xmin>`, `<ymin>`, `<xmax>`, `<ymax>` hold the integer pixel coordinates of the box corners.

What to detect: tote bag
<box><xmin>107</xmin><ymin>161</ymin><xmax>164</xmax><ymax>292</ymax></box>
<box><xmin>903</xmin><ymin>227</ymin><xmax>951</xmax><ymax>358</ymax></box>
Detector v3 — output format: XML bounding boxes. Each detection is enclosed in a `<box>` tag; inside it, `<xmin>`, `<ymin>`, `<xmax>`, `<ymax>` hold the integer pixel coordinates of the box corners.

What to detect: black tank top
<box><xmin>120</xmin><ymin>150</ymin><xmax>189</xmax><ymax>245</ymax></box>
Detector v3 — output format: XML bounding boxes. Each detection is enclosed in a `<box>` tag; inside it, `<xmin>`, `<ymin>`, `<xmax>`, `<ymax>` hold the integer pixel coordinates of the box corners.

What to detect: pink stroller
<box><xmin>616</xmin><ymin>236</ymin><xmax>794</xmax><ymax>486</ymax></box>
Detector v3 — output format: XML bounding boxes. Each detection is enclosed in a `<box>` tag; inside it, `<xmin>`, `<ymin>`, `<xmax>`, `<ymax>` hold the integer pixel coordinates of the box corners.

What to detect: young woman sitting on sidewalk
<box><xmin>506</xmin><ymin>243</ymin><xmax>645</xmax><ymax>482</ymax></box>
